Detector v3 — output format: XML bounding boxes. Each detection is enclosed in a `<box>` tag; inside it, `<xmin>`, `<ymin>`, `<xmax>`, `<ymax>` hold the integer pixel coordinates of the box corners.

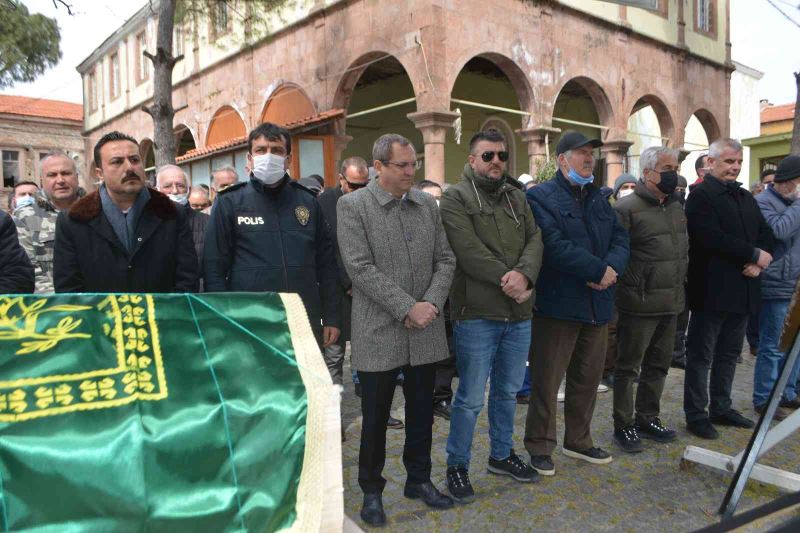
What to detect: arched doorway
<box><xmin>206</xmin><ymin>105</ymin><xmax>247</xmax><ymax>146</ymax></box>
<box><xmin>260</xmin><ymin>85</ymin><xmax>316</xmax><ymax>125</ymax></box>
<box><xmin>175</xmin><ymin>125</ymin><xmax>197</xmax><ymax>157</ymax></box>
<box><xmin>449</xmin><ymin>55</ymin><xmax>534</xmax><ymax>181</ymax></box>
<box><xmin>140</xmin><ymin>138</ymin><xmax>155</xmax><ymax>184</ymax></box>
<box><xmin>681</xmin><ymin>109</ymin><xmax>720</xmax><ymax>182</ymax></box>
<box><xmin>626</xmin><ymin>95</ymin><xmax>675</xmax><ymax>177</ymax></box>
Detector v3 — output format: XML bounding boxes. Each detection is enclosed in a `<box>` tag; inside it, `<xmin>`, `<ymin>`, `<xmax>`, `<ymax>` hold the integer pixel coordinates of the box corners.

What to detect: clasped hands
<box><xmin>742</xmin><ymin>249</ymin><xmax>773</xmax><ymax>278</ymax></box>
<box><xmin>587</xmin><ymin>266</ymin><xmax>617</xmax><ymax>291</ymax></box>
<box><xmin>404</xmin><ymin>302</ymin><xmax>439</xmax><ymax>329</ymax></box>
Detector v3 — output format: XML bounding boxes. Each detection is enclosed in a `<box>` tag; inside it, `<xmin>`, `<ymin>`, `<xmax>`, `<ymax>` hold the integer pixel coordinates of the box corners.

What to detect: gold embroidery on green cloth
<box><xmin>0</xmin><ymin>294</ymin><xmax>167</xmax><ymax>422</ymax></box>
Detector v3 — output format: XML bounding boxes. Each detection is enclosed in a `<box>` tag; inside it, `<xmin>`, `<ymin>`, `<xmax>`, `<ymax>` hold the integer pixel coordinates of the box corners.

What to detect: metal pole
<box><xmin>719</xmin><ymin>327</ymin><xmax>800</xmax><ymax>518</ymax></box>
<box><xmin>449</xmin><ymin>98</ymin><xmax>531</xmax><ymax>116</ymax></box>
<box><xmin>552</xmin><ymin>116</ymin><xmax>610</xmax><ymax>131</ymax></box>
<box><xmin>346</xmin><ymin>97</ymin><xmax>416</xmax><ymax>119</ymax></box>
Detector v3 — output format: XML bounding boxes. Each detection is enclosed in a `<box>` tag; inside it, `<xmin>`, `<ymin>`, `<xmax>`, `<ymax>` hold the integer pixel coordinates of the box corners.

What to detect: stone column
<box><xmin>407</xmin><ymin>110</ymin><xmax>459</xmax><ymax>184</ymax></box>
<box><xmin>518</xmin><ymin>126</ymin><xmax>561</xmax><ymax>177</ymax></box>
<box><xmin>332</xmin><ymin>134</ymin><xmax>353</xmax><ymax>173</ymax></box>
<box><xmin>601</xmin><ymin>140</ymin><xmax>633</xmax><ymax>187</ymax></box>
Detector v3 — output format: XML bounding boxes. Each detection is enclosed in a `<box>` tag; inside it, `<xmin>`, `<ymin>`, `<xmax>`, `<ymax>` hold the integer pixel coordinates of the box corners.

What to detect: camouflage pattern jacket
<box><xmin>13</xmin><ymin>196</ymin><xmax>62</xmax><ymax>293</ymax></box>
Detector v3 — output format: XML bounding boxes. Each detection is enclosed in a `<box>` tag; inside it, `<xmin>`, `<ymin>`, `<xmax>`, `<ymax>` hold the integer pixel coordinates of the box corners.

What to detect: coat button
<box><xmin>137</xmin><ymin>237</ymin><xmax>142</xmax><ymax>242</ymax></box>
<box><xmin>128</xmin><ymin>265</ymin><xmax>132</xmax><ymax>270</ymax></box>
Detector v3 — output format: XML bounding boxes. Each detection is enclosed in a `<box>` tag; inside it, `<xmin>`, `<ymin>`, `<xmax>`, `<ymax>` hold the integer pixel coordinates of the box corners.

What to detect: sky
<box><xmin>1</xmin><ymin>0</ymin><xmax>799</xmax><ymax>106</ymax></box>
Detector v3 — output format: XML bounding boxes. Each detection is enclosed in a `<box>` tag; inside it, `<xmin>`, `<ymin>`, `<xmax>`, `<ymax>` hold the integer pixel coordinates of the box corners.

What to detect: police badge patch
<box><xmin>295</xmin><ymin>206</ymin><xmax>310</xmax><ymax>226</ymax></box>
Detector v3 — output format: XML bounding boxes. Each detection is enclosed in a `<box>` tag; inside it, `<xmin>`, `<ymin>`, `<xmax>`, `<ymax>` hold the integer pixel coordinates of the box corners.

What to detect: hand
<box><xmin>322</xmin><ymin>326</ymin><xmax>340</xmax><ymax>348</ymax></box>
<box><xmin>756</xmin><ymin>250</ymin><xmax>773</xmax><ymax>269</ymax></box>
<box><xmin>501</xmin><ymin>270</ymin><xmax>529</xmax><ymax>300</ymax></box>
<box><xmin>346</xmin><ymin>287</ymin><xmax>353</xmax><ymax>296</ymax></box>
<box><xmin>600</xmin><ymin>266</ymin><xmax>617</xmax><ymax>288</ymax></box>
<box><xmin>587</xmin><ymin>282</ymin><xmax>605</xmax><ymax>291</ymax></box>
<box><xmin>406</xmin><ymin>302</ymin><xmax>438</xmax><ymax>329</ymax></box>
<box><xmin>742</xmin><ymin>263</ymin><xmax>762</xmax><ymax>278</ymax></box>
<box><xmin>404</xmin><ymin>316</ymin><xmax>413</xmax><ymax>329</ymax></box>
<box><xmin>514</xmin><ymin>289</ymin><xmax>533</xmax><ymax>304</ymax></box>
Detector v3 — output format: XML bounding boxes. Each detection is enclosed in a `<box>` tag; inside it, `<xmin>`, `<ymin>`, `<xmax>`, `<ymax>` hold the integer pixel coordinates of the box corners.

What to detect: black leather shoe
<box><xmin>710</xmin><ymin>409</ymin><xmax>755</xmax><ymax>429</ymax></box>
<box><xmin>404</xmin><ymin>481</ymin><xmax>454</xmax><ymax>509</ymax></box>
<box><xmin>360</xmin><ymin>493</ymin><xmax>386</xmax><ymax>527</ymax></box>
<box><xmin>687</xmin><ymin>418</ymin><xmax>719</xmax><ymax>439</ymax></box>
<box><xmin>670</xmin><ymin>357</ymin><xmax>686</xmax><ymax>370</ymax></box>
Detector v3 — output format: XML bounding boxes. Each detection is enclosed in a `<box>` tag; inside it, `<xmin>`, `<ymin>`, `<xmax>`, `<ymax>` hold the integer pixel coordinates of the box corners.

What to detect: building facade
<box><xmin>743</xmin><ymin>102</ymin><xmax>795</xmax><ymax>184</ymax></box>
<box><xmin>0</xmin><ymin>95</ymin><xmax>85</xmax><ymax>211</ymax></box>
<box><xmin>77</xmin><ymin>0</ymin><xmax>732</xmax><ymax>187</ymax></box>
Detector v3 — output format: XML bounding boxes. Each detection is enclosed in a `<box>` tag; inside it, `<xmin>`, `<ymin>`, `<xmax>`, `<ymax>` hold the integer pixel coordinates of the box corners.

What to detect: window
<box><xmin>212</xmin><ymin>2</ymin><xmax>229</xmax><ymax>37</ymax></box>
<box><xmin>109</xmin><ymin>53</ymin><xmax>120</xmax><ymax>99</ymax></box>
<box><xmin>173</xmin><ymin>25</ymin><xmax>184</xmax><ymax>57</ymax></box>
<box><xmin>136</xmin><ymin>32</ymin><xmax>149</xmax><ymax>83</ymax></box>
<box><xmin>695</xmin><ymin>0</ymin><xmax>715</xmax><ymax>35</ymax></box>
<box><xmin>89</xmin><ymin>70</ymin><xmax>98</xmax><ymax>111</ymax></box>
<box><xmin>2</xmin><ymin>150</ymin><xmax>20</xmax><ymax>188</ymax></box>
<box><xmin>654</xmin><ymin>0</ymin><xmax>668</xmax><ymax>18</ymax></box>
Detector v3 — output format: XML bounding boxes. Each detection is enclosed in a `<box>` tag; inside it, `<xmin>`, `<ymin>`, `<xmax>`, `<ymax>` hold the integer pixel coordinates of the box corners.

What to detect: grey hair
<box><xmin>189</xmin><ymin>185</ymin><xmax>210</xmax><ymax>200</ymax></box>
<box><xmin>709</xmin><ymin>138</ymin><xmax>743</xmax><ymax>159</ymax></box>
<box><xmin>155</xmin><ymin>164</ymin><xmax>187</xmax><ymax>185</ymax></box>
<box><xmin>373</xmin><ymin>134</ymin><xmax>415</xmax><ymax>162</ymax></box>
<box><xmin>211</xmin><ymin>165</ymin><xmax>239</xmax><ymax>185</ymax></box>
<box><xmin>640</xmin><ymin>146</ymin><xmax>679</xmax><ymax>172</ymax></box>
<box><xmin>340</xmin><ymin>156</ymin><xmax>368</xmax><ymax>176</ymax></box>
<box><xmin>39</xmin><ymin>150</ymin><xmax>77</xmax><ymax>176</ymax></box>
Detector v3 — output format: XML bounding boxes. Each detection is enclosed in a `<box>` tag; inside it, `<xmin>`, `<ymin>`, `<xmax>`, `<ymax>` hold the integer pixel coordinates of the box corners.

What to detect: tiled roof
<box><xmin>0</xmin><ymin>95</ymin><xmax>83</xmax><ymax>122</ymax></box>
<box><xmin>761</xmin><ymin>103</ymin><xmax>795</xmax><ymax>124</ymax></box>
<box><xmin>176</xmin><ymin>108</ymin><xmax>345</xmax><ymax>163</ymax></box>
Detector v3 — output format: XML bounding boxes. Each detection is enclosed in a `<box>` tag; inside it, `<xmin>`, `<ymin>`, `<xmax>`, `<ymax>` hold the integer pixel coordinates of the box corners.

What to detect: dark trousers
<box><xmin>433</xmin><ymin>356</ymin><xmax>457</xmax><ymax>404</ymax></box>
<box><xmin>357</xmin><ymin>363</ymin><xmax>436</xmax><ymax>494</ymax></box>
<box><xmin>683</xmin><ymin>310</ymin><xmax>748</xmax><ymax>423</ymax></box>
<box><xmin>746</xmin><ymin>308</ymin><xmax>760</xmax><ymax>350</ymax></box>
<box><xmin>613</xmin><ymin>313</ymin><xmax>677</xmax><ymax>429</ymax></box>
<box><xmin>524</xmin><ymin>315</ymin><xmax>607</xmax><ymax>456</ymax></box>
<box><xmin>604</xmin><ymin>309</ymin><xmax>618</xmax><ymax>378</ymax></box>
<box><xmin>673</xmin><ymin>285</ymin><xmax>690</xmax><ymax>362</ymax></box>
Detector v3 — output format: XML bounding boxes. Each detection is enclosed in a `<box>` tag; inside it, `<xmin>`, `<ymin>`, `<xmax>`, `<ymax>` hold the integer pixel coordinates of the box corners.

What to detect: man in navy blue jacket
<box><xmin>523</xmin><ymin>131</ymin><xmax>629</xmax><ymax>476</ymax></box>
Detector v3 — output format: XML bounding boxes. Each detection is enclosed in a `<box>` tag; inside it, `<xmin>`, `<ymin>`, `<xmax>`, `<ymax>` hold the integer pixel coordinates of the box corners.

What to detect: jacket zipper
<box><xmin>585</xmin><ymin>195</ymin><xmax>597</xmax><ymax>324</ymax></box>
<box><xmin>274</xmin><ymin>197</ymin><xmax>290</xmax><ymax>291</ymax></box>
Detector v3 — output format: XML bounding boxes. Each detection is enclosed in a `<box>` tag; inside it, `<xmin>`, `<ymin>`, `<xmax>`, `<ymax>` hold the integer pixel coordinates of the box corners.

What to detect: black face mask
<box><xmin>656</xmin><ymin>170</ymin><xmax>678</xmax><ymax>195</ymax></box>
<box><xmin>677</xmin><ymin>191</ymin><xmax>686</xmax><ymax>205</ymax></box>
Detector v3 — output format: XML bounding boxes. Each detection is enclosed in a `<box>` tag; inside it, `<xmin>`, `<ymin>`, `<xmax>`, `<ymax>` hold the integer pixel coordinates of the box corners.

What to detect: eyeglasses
<box><xmin>342</xmin><ymin>177</ymin><xmax>368</xmax><ymax>190</ymax></box>
<box><xmin>381</xmin><ymin>160</ymin><xmax>416</xmax><ymax>171</ymax></box>
<box><xmin>481</xmin><ymin>151</ymin><xmax>509</xmax><ymax>163</ymax></box>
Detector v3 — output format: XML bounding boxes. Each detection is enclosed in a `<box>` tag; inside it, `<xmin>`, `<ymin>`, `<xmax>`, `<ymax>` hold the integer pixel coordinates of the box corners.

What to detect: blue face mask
<box><xmin>14</xmin><ymin>195</ymin><xmax>35</xmax><ymax>210</ymax></box>
<box><xmin>567</xmin><ymin>167</ymin><xmax>594</xmax><ymax>186</ymax></box>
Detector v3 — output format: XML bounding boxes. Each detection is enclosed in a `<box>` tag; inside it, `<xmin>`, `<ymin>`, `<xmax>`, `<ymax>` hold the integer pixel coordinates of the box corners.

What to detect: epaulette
<box><xmin>290</xmin><ymin>180</ymin><xmax>318</xmax><ymax>197</ymax></box>
<box><xmin>218</xmin><ymin>182</ymin><xmax>247</xmax><ymax>195</ymax></box>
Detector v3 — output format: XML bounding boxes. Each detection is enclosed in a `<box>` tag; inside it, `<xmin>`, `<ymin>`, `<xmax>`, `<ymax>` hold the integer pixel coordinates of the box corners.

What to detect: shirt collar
<box><xmin>368</xmin><ymin>178</ymin><xmax>425</xmax><ymax>206</ymax></box>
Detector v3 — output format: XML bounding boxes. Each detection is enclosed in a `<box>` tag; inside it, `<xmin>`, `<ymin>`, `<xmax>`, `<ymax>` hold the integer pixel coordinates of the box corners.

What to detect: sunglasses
<box><xmin>343</xmin><ymin>178</ymin><xmax>368</xmax><ymax>190</ymax></box>
<box><xmin>481</xmin><ymin>151</ymin><xmax>509</xmax><ymax>163</ymax></box>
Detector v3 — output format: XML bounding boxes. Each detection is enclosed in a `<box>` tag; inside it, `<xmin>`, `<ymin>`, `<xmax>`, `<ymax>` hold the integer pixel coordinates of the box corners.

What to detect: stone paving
<box><xmin>340</xmin><ymin>347</ymin><xmax>800</xmax><ymax>532</ymax></box>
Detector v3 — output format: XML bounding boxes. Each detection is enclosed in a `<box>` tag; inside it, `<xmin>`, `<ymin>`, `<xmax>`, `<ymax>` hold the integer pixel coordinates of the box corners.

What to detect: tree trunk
<box><xmin>142</xmin><ymin>0</ymin><xmax>182</xmax><ymax>168</ymax></box>
<box><xmin>792</xmin><ymin>72</ymin><xmax>800</xmax><ymax>156</ymax></box>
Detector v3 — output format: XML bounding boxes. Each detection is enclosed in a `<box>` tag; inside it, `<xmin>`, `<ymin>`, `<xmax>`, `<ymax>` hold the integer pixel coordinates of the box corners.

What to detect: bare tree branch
<box><xmin>2</xmin><ymin>0</ymin><xmax>17</xmax><ymax>11</ymax></box>
<box><xmin>52</xmin><ymin>0</ymin><xmax>74</xmax><ymax>15</ymax></box>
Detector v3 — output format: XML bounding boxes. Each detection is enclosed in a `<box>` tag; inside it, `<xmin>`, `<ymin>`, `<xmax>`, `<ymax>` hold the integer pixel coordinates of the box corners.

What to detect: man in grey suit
<box><xmin>337</xmin><ymin>133</ymin><xmax>456</xmax><ymax>527</ymax></box>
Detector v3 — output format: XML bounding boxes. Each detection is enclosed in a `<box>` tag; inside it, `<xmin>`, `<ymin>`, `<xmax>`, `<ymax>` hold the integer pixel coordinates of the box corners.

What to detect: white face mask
<box><xmin>168</xmin><ymin>193</ymin><xmax>188</xmax><ymax>205</ymax></box>
<box><xmin>252</xmin><ymin>153</ymin><xmax>286</xmax><ymax>185</ymax></box>
<box><xmin>14</xmin><ymin>195</ymin><xmax>35</xmax><ymax>209</ymax></box>
<box><xmin>618</xmin><ymin>188</ymin><xmax>634</xmax><ymax>198</ymax></box>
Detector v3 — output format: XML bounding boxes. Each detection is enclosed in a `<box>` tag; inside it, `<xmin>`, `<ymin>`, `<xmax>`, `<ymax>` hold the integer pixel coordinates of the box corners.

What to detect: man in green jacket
<box><xmin>612</xmin><ymin>146</ymin><xmax>688</xmax><ymax>453</ymax></box>
<box><xmin>440</xmin><ymin>129</ymin><xmax>544</xmax><ymax>502</ymax></box>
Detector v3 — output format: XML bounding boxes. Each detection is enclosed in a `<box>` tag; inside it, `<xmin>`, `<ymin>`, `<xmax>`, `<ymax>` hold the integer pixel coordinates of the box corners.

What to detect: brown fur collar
<box><xmin>68</xmin><ymin>187</ymin><xmax>177</xmax><ymax>222</ymax></box>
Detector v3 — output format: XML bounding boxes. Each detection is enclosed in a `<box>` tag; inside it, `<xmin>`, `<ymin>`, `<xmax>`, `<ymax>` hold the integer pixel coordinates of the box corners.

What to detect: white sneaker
<box><xmin>557</xmin><ymin>382</ymin><xmax>565</xmax><ymax>403</ymax></box>
<box><xmin>597</xmin><ymin>383</ymin><xmax>609</xmax><ymax>393</ymax></box>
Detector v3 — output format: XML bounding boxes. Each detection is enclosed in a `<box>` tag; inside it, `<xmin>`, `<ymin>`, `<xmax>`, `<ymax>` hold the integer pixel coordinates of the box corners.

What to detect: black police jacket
<box><xmin>204</xmin><ymin>175</ymin><xmax>341</xmax><ymax>329</ymax></box>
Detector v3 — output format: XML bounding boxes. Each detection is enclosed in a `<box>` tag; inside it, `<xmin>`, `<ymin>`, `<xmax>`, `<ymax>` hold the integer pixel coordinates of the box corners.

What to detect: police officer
<box><xmin>204</xmin><ymin>122</ymin><xmax>341</xmax><ymax>349</ymax></box>
<box><xmin>13</xmin><ymin>150</ymin><xmax>83</xmax><ymax>293</ymax></box>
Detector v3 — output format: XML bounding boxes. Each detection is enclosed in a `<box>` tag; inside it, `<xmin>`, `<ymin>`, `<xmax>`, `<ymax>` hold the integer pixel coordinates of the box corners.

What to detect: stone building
<box><xmin>77</xmin><ymin>0</ymin><xmax>732</xmax><ymax>187</ymax></box>
<box><xmin>0</xmin><ymin>95</ymin><xmax>85</xmax><ymax>211</ymax></box>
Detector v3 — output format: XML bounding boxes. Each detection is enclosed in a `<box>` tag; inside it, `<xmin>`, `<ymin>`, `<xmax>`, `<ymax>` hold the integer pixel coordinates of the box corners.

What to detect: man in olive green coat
<box><xmin>612</xmin><ymin>146</ymin><xmax>688</xmax><ymax>453</ymax></box>
<box><xmin>440</xmin><ymin>129</ymin><xmax>543</xmax><ymax>502</ymax></box>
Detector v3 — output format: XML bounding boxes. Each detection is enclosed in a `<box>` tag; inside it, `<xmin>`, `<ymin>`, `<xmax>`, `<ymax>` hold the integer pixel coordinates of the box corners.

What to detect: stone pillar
<box><xmin>518</xmin><ymin>126</ymin><xmax>561</xmax><ymax>177</ymax></box>
<box><xmin>332</xmin><ymin>134</ymin><xmax>353</xmax><ymax>173</ymax></box>
<box><xmin>407</xmin><ymin>110</ymin><xmax>459</xmax><ymax>184</ymax></box>
<box><xmin>601</xmin><ymin>140</ymin><xmax>633</xmax><ymax>187</ymax></box>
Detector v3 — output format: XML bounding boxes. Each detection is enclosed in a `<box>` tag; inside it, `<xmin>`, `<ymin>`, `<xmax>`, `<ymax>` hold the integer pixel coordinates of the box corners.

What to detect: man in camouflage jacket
<box><xmin>13</xmin><ymin>151</ymin><xmax>84</xmax><ymax>293</ymax></box>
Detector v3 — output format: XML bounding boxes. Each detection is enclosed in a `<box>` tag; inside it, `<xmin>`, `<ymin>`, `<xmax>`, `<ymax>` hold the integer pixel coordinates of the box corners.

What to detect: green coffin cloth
<box><xmin>0</xmin><ymin>292</ymin><xmax>338</xmax><ymax>532</ymax></box>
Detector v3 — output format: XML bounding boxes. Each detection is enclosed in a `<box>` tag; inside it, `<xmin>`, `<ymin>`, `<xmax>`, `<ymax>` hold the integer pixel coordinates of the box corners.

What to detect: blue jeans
<box><xmin>753</xmin><ymin>299</ymin><xmax>800</xmax><ymax>407</ymax></box>
<box><xmin>446</xmin><ymin>319</ymin><xmax>530</xmax><ymax>467</ymax></box>
<box><xmin>518</xmin><ymin>366</ymin><xmax>531</xmax><ymax>397</ymax></box>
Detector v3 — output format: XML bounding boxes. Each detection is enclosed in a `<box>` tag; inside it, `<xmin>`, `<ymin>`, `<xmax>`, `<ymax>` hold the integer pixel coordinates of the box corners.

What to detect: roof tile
<box><xmin>0</xmin><ymin>95</ymin><xmax>83</xmax><ymax>122</ymax></box>
<box><xmin>761</xmin><ymin>103</ymin><xmax>795</xmax><ymax>124</ymax></box>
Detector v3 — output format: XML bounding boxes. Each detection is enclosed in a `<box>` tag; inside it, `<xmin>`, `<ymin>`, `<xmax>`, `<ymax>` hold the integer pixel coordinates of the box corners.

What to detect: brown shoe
<box><xmin>755</xmin><ymin>404</ymin><xmax>791</xmax><ymax>421</ymax></box>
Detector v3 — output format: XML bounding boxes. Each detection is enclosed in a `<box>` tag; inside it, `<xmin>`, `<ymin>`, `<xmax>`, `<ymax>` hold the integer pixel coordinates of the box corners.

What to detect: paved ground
<box><xmin>339</xmin><ymin>345</ymin><xmax>800</xmax><ymax>532</ymax></box>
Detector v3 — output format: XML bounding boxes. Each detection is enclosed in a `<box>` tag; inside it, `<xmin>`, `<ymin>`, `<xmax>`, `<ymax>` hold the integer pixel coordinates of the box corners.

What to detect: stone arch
<box><xmin>174</xmin><ymin>123</ymin><xmax>197</xmax><ymax>157</ymax></box>
<box><xmin>447</xmin><ymin>51</ymin><xmax>536</xmax><ymax>122</ymax></box>
<box><xmin>205</xmin><ymin>105</ymin><xmax>248</xmax><ymax>146</ymax></box>
<box><xmin>551</xmin><ymin>76</ymin><xmax>615</xmax><ymax>133</ymax></box>
<box><xmin>259</xmin><ymin>83</ymin><xmax>317</xmax><ymax>126</ymax></box>
<box><xmin>689</xmin><ymin>108</ymin><xmax>722</xmax><ymax>144</ymax></box>
<box><xmin>139</xmin><ymin>138</ymin><xmax>155</xmax><ymax>169</ymax></box>
<box><xmin>627</xmin><ymin>92</ymin><xmax>675</xmax><ymax>144</ymax></box>
<box><xmin>332</xmin><ymin>51</ymin><xmax>421</xmax><ymax>115</ymax></box>
<box><xmin>481</xmin><ymin>116</ymin><xmax>518</xmax><ymax>176</ymax></box>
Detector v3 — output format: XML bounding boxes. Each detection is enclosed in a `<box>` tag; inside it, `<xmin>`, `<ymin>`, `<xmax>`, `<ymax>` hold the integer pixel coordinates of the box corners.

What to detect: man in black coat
<box><xmin>53</xmin><ymin>131</ymin><xmax>198</xmax><ymax>293</ymax></box>
<box><xmin>0</xmin><ymin>210</ymin><xmax>34</xmax><ymax>293</ymax></box>
<box><xmin>204</xmin><ymin>122</ymin><xmax>340</xmax><ymax>349</ymax></box>
<box><xmin>684</xmin><ymin>138</ymin><xmax>776</xmax><ymax>439</ymax></box>
<box><xmin>318</xmin><ymin>156</ymin><xmax>369</xmax><ymax>385</ymax></box>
